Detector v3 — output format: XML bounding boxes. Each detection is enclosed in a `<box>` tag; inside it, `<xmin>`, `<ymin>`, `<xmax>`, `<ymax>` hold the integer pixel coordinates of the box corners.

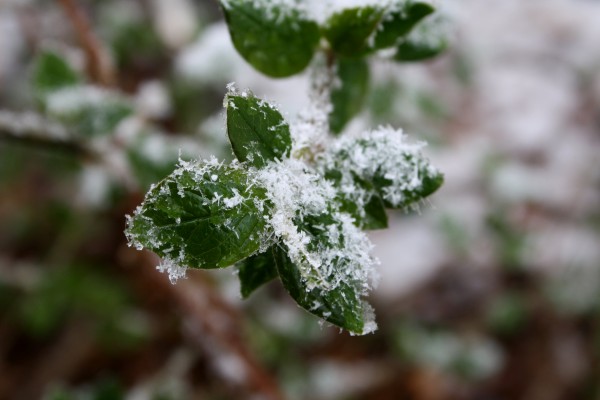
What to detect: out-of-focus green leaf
<box><xmin>32</xmin><ymin>51</ymin><xmax>81</xmax><ymax>96</ymax></box>
<box><xmin>394</xmin><ymin>23</ymin><xmax>447</xmax><ymax>62</ymax></box>
<box><xmin>221</xmin><ymin>0</ymin><xmax>320</xmax><ymax>77</ymax></box>
<box><xmin>323</xmin><ymin>6</ymin><xmax>384</xmax><ymax>57</ymax></box>
<box><xmin>373</xmin><ymin>1</ymin><xmax>435</xmax><ymax>50</ymax></box>
<box><xmin>329</xmin><ymin>58</ymin><xmax>369</xmax><ymax>134</ymax></box>
<box><xmin>45</xmin><ymin>86</ymin><xmax>133</xmax><ymax>137</ymax></box>
<box><xmin>19</xmin><ymin>265</ymin><xmax>129</xmax><ymax>337</ymax></box>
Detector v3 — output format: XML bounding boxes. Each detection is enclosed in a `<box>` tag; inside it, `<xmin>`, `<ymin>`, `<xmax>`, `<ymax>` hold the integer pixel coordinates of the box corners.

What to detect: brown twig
<box><xmin>57</xmin><ymin>0</ymin><xmax>115</xmax><ymax>86</ymax></box>
<box><xmin>179</xmin><ymin>279</ymin><xmax>286</xmax><ymax>400</ymax></box>
<box><xmin>157</xmin><ymin>265</ymin><xmax>285</xmax><ymax>400</ymax></box>
<box><xmin>0</xmin><ymin>110</ymin><xmax>98</xmax><ymax>161</ymax></box>
<box><xmin>132</xmin><ymin>251</ymin><xmax>286</xmax><ymax>400</ymax></box>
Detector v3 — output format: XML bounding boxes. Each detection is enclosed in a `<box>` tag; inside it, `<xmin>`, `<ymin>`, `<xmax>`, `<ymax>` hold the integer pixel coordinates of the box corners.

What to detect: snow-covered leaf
<box><xmin>339</xmin><ymin>173</ymin><xmax>388</xmax><ymax>229</ymax></box>
<box><xmin>45</xmin><ymin>86</ymin><xmax>133</xmax><ymax>137</ymax></box>
<box><xmin>394</xmin><ymin>20</ymin><xmax>447</xmax><ymax>62</ymax></box>
<box><xmin>319</xmin><ymin>127</ymin><xmax>444</xmax><ymax>212</ymax></box>
<box><xmin>32</xmin><ymin>51</ymin><xmax>81</xmax><ymax>97</ymax></box>
<box><xmin>372</xmin><ymin>1</ymin><xmax>435</xmax><ymax>50</ymax></box>
<box><xmin>274</xmin><ymin>244</ymin><xmax>372</xmax><ymax>335</ymax></box>
<box><xmin>226</xmin><ymin>92</ymin><xmax>292</xmax><ymax>168</ymax></box>
<box><xmin>221</xmin><ymin>0</ymin><xmax>320</xmax><ymax>77</ymax></box>
<box><xmin>126</xmin><ymin>160</ymin><xmax>272</xmax><ymax>271</ymax></box>
<box><xmin>323</xmin><ymin>6</ymin><xmax>384</xmax><ymax>57</ymax></box>
<box><xmin>237</xmin><ymin>247</ymin><xmax>278</xmax><ymax>298</ymax></box>
<box><xmin>329</xmin><ymin>58</ymin><xmax>369</xmax><ymax>134</ymax></box>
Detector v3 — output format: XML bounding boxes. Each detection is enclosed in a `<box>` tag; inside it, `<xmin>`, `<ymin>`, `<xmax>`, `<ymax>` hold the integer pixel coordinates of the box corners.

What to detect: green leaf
<box><xmin>32</xmin><ymin>51</ymin><xmax>81</xmax><ymax>95</ymax></box>
<box><xmin>221</xmin><ymin>0</ymin><xmax>320</xmax><ymax>77</ymax></box>
<box><xmin>126</xmin><ymin>161</ymin><xmax>272</xmax><ymax>270</ymax></box>
<box><xmin>374</xmin><ymin>164</ymin><xmax>444</xmax><ymax>208</ymax></box>
<box><xmin>226</xmin><ymin>93</ymin><xmax>292</xmax><ymax>168</ymax></box>
<box><xmin>329</xmin><ymin>58</ymin><xmax>370</xmax><ymax>134</ymax></box>
<box><xmin>323</xmin><ymin>6</ymin><xmax>384</xmax><ymax>57</ymax></box>
<box><xmin>395</xmin><ymin>38</ymin><xmax>447</xmax><ymax>62</ymax></box>
<box><xmin>372</xmin><ymin>1</ymin><xmax>435</xmax><ymax>50</ymax></box>
<box><xmin>45</xmin><ymin>86</ymin><xmax>133</xmax><ymax>137</ymax></box>
<box><xmin>394</xmin><ymin>21</ymin><xmax>447</xmax><ymax>62</ymax></box>
<box><xmin>358</xmin><ymin>187</ymin><xmax>388</xmax><ymax>229</ymax></box>
<box><xmin>237</xmin><ymin>247</ymin><xmax>278</xmax><ymax>298</ymax></box>
<box><xmin>326</xmin><ymin>170</ymin><xmax>388</xmax><ymax>230</ymax></box>
<box><xmin>319</xmin><ymin>130</ymin><xmax>444</xmax><ymax>211</ymax></box>
<box><xmin>273</xmin><ymin>246</ymin><xmax>367</xmax><ymax>334</ymax></box>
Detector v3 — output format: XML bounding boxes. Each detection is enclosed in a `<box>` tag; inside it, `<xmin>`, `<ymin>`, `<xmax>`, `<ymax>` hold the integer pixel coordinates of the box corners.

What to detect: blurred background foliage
<box><xmin>1</xmin><ymin>0</ymin><xmax>600</xmax><ymax>399</ymax></box>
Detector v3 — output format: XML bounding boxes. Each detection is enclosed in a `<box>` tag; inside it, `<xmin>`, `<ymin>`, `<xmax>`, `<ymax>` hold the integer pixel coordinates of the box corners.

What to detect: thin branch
<box><xmin>0</xmin><ymin>110</ymin><xmax>97</xmax><ymax>161</ymax></box>
<box><xmin>57</xmin><ymin>0</ymin><xmax>115</xmax><ymax>86</ymax></box>
<box><xmin>135</xmin><ymin>252</ymin><xmax>286</xmax><ymax>400</ymax></box>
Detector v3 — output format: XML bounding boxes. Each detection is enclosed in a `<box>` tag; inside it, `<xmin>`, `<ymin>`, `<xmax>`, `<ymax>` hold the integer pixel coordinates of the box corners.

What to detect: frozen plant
<box><xmin>126</xmin><ymin>0</ymin><xmax>446</xmax><ymax>335</ymax></box>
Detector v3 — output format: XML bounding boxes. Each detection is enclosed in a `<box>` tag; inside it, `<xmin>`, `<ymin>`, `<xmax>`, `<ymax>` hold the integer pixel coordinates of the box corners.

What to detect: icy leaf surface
<box><xmin>372</xmin><ymin>1</ymin><xmax>435</xmax><ymax>50</ymax></box>
<box><xmin>323</xmin><ymin>6</ymin><xmax>385</xmax><ymax>57</ymax></box>
<box><xmin>226</xmin><ymin>90</ymin><xmax>292</xmax><ymax>168</ymax></box>
<box><xmin>329</xmin><ymin>58</ymin><xmax>370</xmax><ymax>134</ymax></box>
<box><xmin>254</xmin><ymin>157</ymin><xmax>379</xmax><ymax>334</ymax></box>
<box><xmin>221</xmin><ymin>0</ymin><xmax>320</xmax><ymax>77</ymax></box>
<box><xmin>318</xmin><ymin>126</ymin><xmax>444</xmax><ymax>215</ymax></box>
<box><xmin>274</xmin><ymin>246</ymin><xmax>376</xmax><ymax>335</ymax></box>
<box><xmin>237</xmin><ymin>247</ymin><xmax>278</xmax><ymax>298</ymax></box>
<box><xmin>45</xmin><ymin>85</ymin><xmax>133</xmax><ymax>137</ymax></box>
<box><xmin>125</xmin><ymin>158</ymin><xmax>273</xmax><ymax>279</ymax></box>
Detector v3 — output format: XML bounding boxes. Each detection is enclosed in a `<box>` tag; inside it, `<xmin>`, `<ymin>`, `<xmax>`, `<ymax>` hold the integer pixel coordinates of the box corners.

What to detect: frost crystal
<box><xmin>157</xmin><ymin>257</ymin><xmax>188</xmax><ymax>284</ymax></box>
<box><xmin>255</xmin><ymin>158</ymin><xmax>379</xmax><ymax>317</ymax></box>
<box><xmin>291</xmin><ymin>54</ymin><xmax>334</xmax><ymax>159</ymax></box>
<box><xmin>318</xmin><ymin>126</ymin><xmax>440</xmax><ymax>211</ymax></box>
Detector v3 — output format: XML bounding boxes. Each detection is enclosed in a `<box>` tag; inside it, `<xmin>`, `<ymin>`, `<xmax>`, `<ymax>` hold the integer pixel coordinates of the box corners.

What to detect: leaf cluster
<box><xmin>221</xmin><ymin>0</ymin><xmax>447</xmax><ymax>132</ymax></box>
<box><xmin>126</xmin><ymin>91</ymin><xmax>443</xmax><ymax>334</ymax></box>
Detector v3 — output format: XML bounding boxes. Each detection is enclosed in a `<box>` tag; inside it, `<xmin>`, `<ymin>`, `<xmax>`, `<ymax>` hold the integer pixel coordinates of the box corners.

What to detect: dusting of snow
<box><xmin>305</xmin><ymin>0</ymin><xmax>390</xmax><ymax>24</ymax></box>
<box><xmin>253</xmin><ymin>156</ymin><xmax>379</xmax><ymax>334</ymax></box>
<box><xmin>400</xmin><ymin>12</ymin><xmax>448</xmax><ymax>48</ymax></box>
<box><xmin>126</xmin><ymin>150</ymin><xmax>381</xmax><ymax>332</ymax></box>
<box><xmin>77</xmin><ymin>165</ymin><xmax>112</xmax><ymax>208</ymax></box>
<box><xmin>318</xmin><ymin>126</ymin><xmax>441</xmax><ymax>213</ymax></box>
<box><xmin>135</xmin><ymin>80</ymin><xmax>172</xmax><ymax>119</ymax></box>
<box><xmin>46</xmin><ymin>85</ymin><xmax>129</xmax><ymax>116</ymax></box>
<box><xmin>219</xmin><ymin>0</ymin><xmax>432</xmax><ymax>24</ymax></box>
<box><xmin>291</xmin><ymin>54</ymin><xmax>334</xmax><ymax>160</ymax></box>
<box><xmin>126</xmin><ymin>156</ymin><xmax>267</xmax><ymax>283</ymax></box>
<box><xmin>0</xmin><ymin>109</ymin><xmax>69</xmax><ymax>140</ymax></box>
<box><xmin>150</xmin><ymin>0</ymin><xmax>198</xmax><ymax>49</ymax></box>
<box><xmin>157</xmin><ymin>257</ymin><xmax>188</xmax><ymax>284</ymax></box>
<box><xmin>221</xmin><ymin>0</ymin><xmax>312</xmax><ymax>21</ymax></box>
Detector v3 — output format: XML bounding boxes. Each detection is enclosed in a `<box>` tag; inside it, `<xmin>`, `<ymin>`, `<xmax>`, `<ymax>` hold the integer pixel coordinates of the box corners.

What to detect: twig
<box><xmin>57</xmin><ymin>0</ymin><xmax>115</xmax><ymax>86</ymax></box>
<box><xmin>135</xmin><ymin>252</ymin><xmax>286</xmax><ymax>400</ymax></box>
<box><xmin>179</xmin><ymin>278</ymin><xmax>286</xmax><ymax>400</ymax></box>
<box><xmin>0</xmin><ymin>110</ymin><xmax>97</xmax><ymax>161</ymax></box>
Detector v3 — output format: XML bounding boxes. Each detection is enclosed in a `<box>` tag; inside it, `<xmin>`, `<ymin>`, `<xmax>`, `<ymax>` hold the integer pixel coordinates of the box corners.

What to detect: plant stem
<box><xmin>0</xmin><ymin>110</ymin><xmax>97</xmax><ymax>161</ymax></box>
<box><xmin>57</xmin><ymin>0</ymin><xmax>115</xmax><ymax>87</ymax></box>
